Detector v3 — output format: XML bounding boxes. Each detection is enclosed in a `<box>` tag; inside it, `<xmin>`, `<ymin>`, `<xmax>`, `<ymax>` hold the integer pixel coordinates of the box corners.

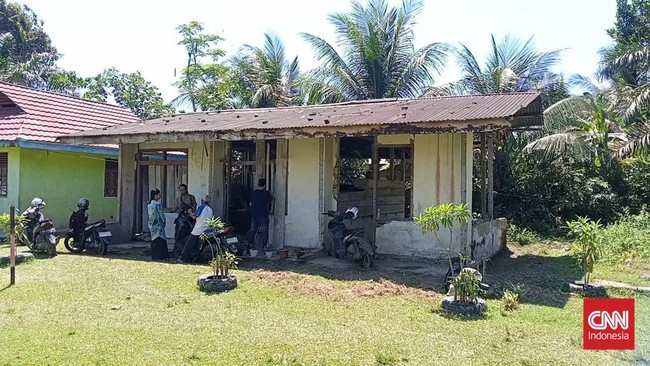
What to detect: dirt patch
<box><xmin>346</xmin><ymin>278</ymin><xmax>435</xmax><ymax>299</ymax></box>
<box><xmin>247</xmin><ymin>270</ymin><xmax>436</xmax><ymax>300</ymax></box>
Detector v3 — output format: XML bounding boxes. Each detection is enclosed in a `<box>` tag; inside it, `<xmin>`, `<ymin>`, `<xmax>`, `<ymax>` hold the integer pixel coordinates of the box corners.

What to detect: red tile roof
<box><xmin>61</xmin><ymin>93</ymin><xmax>542</xmax><ymax>144</ymax></box>
<box><xmin>0</xmin><ymin>82</ymin><xmax>141</xmax><ymax>143</ymax></box>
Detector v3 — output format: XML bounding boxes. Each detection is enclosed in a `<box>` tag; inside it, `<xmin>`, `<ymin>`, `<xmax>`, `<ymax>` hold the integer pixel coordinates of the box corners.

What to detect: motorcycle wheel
<box><xmin>30</xmin><ymin>233</ymin><xmax>47</xmax><ymax>253</ymax></box>
<box><xmin>64</xmin><ymin>233</ymin><xmax>83</xmax><ymax>253</ymax></box>
<box><xmin>360</xmin><ymin>248</ymin><xmax>372</xmax><ymax>268</ymax></box>
<box><xmin>90</xmin><ymin>234</ymin><xmax>108</xmax><ymax>255</ymax></box>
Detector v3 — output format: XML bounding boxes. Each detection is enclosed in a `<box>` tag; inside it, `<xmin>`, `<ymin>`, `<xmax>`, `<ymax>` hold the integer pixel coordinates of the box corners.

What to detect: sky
<box><xmin>21</xmin><ymin>0</ymin><xmax>617</xmax><ymax>103</ymax></box>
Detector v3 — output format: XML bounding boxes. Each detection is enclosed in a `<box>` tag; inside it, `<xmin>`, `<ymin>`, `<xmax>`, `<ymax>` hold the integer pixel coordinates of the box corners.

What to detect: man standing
<box><xmin>179</xmin><ymin>195</ymin><xmax>213</xmax><ymax>262</ymax></box>
<box><xmin>249</xmin><ymin>178</ymin><xmax>273</xmax><ymax>254</ymax></box>
<box><xmin>167</xmin><ymin>184</ymin><xmax>197</xmax><ymax>213</ymax></box>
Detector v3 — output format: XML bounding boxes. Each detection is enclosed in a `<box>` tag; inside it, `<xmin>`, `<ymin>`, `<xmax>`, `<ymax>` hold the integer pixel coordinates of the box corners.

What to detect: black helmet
<box><xmin>77</xmin><ymin>197</ymin><xmax>90</xmax><ymax>210</ymax></box>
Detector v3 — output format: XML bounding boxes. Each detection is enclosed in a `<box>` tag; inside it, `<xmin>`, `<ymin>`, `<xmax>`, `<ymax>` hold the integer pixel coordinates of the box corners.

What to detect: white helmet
<box><xmin>345</xmin><ymin>207</ymin><xmax>358</xmax><ymax>220</ymax></box>
<box><xmin>31</xmin><ymin>197</ymin><xmax>46</xmax><ymax>208</ymax></box>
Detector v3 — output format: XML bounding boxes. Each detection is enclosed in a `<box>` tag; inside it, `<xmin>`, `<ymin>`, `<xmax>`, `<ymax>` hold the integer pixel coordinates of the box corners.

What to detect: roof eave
<box><xmin>57</xmin><ymin>118</ymin><xmax>511</xmax><ymax>145</ymax></box>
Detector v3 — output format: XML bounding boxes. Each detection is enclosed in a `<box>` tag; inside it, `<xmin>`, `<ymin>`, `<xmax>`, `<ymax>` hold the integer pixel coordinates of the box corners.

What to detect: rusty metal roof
<box><xmin>0</xmin><ymin>81</ymin><xmax>140</xmax><ymax>143</ymax></box>
<box><xmin>60</xmin><ymin>93</ymin><xmax>541</xmax><ymax>142</ymax></box>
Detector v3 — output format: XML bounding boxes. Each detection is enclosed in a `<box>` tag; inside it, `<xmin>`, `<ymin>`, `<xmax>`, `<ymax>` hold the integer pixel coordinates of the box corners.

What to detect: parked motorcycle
<box><xmin>20</xmin><ymin>198</ymin><xmax>59</xmax><ymax>257</ymax></box>
<box><xmin>172</xmin><ymin>210</ymin><xmax>195</xmax><ymax>257</ymax></box>
<box><xmin>323</xmin><ymin>207</ymin><xmax>376</xmax><ymax>268</ymax></box>
<box><xmin>197</xmin><ymin>226</ymin><xmax>240</xmax><ymax>261</ymax></box>
<box><xmin>63</xmin><ymin>198</ymin><xmax>111</xmax><ymax>255</ymax></box>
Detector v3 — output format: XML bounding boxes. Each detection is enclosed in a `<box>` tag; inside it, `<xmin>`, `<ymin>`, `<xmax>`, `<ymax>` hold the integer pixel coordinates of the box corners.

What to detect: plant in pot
<box><xmin>564</xmin><ymin>216</ymin><xmax>605</xmax><ymax>295</ymax></box>
<box><xmin>414</xmin><ymin>203</ymin><xmax>486</xmax><ymax>314</ymax></box>
<box><xmin>197</xmin><ymin>217</ymin><xmax>240</xmax><ymax>293</ymax></box>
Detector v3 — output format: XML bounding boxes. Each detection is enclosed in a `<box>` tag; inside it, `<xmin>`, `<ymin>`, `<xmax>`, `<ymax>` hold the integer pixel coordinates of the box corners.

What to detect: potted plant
<box><xmin>441</xmin><ymin>267</ymin><xmax>487</xmax><ymax>314</ymax></box>
<box><xmin>197</xmin><ymin>217</ymin><xmax>240</xmax><ymax>293</ymax></box>
<box><xmin>414</xmin><ymin>203</ymin><xmax>486</xmax><ymax>314</ymax></box>
<box><xmin>564</xmin><ymin>216</ymin><xmax>605</xmax><ymax>295</ymax></box>
<box><xmin>197</xmin><ymin>251</ymin><xmax>240</xmax><ymax>293</ymax></box>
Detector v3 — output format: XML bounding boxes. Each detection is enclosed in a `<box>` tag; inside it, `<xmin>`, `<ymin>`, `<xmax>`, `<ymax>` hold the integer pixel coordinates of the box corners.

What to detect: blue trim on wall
<box><xmin>0</xmin><ymin>140</ymin><xmax>118</xmax><ymax>156</ymax></box>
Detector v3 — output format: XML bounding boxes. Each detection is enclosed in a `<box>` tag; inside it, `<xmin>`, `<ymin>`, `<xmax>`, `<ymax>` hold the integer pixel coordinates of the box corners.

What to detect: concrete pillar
<box><xmin>116</xmin><ymin>143</ymin><xmax>137</xmax><ymax>242</ymax></box>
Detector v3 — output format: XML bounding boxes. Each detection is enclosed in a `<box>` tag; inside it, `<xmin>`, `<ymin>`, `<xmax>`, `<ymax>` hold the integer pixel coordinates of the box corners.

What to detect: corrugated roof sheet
<box><xmin>0</xmin><ymin>82</ymin><xmax>141</xmax><ymax>143</ymax></box>
<box><xmin>63</xmin><ymin>93</ymin><xmax>541</xmax><ymax>139</ymax></box>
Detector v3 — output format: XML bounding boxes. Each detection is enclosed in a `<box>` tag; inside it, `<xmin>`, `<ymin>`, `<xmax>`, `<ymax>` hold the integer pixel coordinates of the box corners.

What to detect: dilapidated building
<box><xmin>59</xmin><ymin>93</ymin><xmax>542</xmax><ymax>260</ymax></box>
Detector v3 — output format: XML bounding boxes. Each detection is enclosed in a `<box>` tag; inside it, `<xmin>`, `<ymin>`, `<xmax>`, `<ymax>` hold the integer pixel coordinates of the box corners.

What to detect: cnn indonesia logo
<box><xmin>583</xmin><ymin>298</ymin><xmax>635</xmax><ymax>350</ymax></box>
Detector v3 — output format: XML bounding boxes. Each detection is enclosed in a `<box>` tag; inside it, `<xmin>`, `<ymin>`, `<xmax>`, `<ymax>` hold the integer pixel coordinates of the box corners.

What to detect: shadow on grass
<box><xmin>484</xmin><ymin>247</ymin><xmax>583</xmax><ymax>308</ymax></box>
<box><xmin>431</xmin><ymin>307</ymin><xmax>488</xmax><ymax>321</ymax></box>
<box><xmin>61</xmin><ymin>242</ymin><xmax>589</xmax><ymax>308</ymax></box>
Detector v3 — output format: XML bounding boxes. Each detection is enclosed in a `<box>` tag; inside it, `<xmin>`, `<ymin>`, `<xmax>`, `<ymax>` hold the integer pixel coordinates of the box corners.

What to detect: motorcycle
<box><xmin>323</xmin><ymin>207</ymin><xmax>376</xmax><ymax>268</ymax></box>
<box><xmin>172</xmin><ymin>210</ymin><xmax>195</xmax><ymax>257</ymax></box>
<box><xmin>64</xmin><ymin>214</ymin><xmax>111</xmax><ymax>255</ymax></box>
<box><xmin>197</xmin><ymin>226</ymin><xmax>240</xmax><ymax>262</ymax></box>
<box><xmin>20</xmin><ymin>206</ymin><xmax>59</xmax><ymax>257</ymax></box>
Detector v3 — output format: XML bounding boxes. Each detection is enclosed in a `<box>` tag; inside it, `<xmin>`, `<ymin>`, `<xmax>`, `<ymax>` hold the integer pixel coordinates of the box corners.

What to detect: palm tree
<box><xmin>298</xmin><ymin>0</ymin><xmax>449</xmax><ymax>104</ymax></box>
<box><xmin>435</xmin><ymin>34</ymin><xmax>565</xmax><ymax>105</ymax></box>
<box><xmin>524</xmin><ymin>85</ymin><xmax>627</xmax><ymax>167</ymax></box>
<box><xmin>230</xmin><ymin>33</ymin><xmax>300</xmax><ymax>108</ymax></box>
<box><xmin>597</xmin><ymin>44</ymin><xmax>650</xmax><ymax>156</ymax></box>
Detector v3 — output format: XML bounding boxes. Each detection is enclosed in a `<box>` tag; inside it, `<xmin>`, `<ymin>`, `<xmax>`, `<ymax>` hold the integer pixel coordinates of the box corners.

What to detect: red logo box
<box><xmin>583</xmin><ymin>298</ymin><xmax>635</xmax><ymax>350</ymax></box>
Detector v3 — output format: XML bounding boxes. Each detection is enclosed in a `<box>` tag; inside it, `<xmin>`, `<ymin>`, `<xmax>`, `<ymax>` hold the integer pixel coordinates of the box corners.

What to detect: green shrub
<box><xmin>0</xmin><ymin>213</ymin><xmax>28</xmax><ymax>244</ymax></box>
<box><xmin>601</xmin><ymin>211</ymin><xmax>650</xmax><ymax>263</ymax></box>
<box><xmin>508</xmin><ymin>224</ymin><xmax>537</xmax><ymax>245</ymax></box>
<box><xmin>567</xmin><ymin>217</ymin><xmax>603</xmax><ymax>286</ymax></box>
<box><xmin>452</xmin><ymin>269</ymin><xmax>481</xmax><ymax>304</ymax></box>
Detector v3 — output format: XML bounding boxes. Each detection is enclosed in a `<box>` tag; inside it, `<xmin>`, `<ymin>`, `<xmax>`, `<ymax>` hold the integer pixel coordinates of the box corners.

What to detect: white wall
<box><xmin>284</xmin><ymin>138</ymin><xmax>322</xmax><ymax>248</ymax></box>
<box><xmin>375</xmin><ymin>133</ymin><xmax>473</xmax><ymax>258</ymax></box>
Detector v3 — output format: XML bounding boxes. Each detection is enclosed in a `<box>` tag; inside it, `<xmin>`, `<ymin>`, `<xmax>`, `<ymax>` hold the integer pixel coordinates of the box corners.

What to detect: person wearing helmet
<box><xmin>22</xmin><ymin>198</ymin><xmax>47</xmax><ymax>242</ymax></box>
<box><xmin>69</xmin><ymin>198</ymin><xmax>90</xmax><ymax>244</ymax></box>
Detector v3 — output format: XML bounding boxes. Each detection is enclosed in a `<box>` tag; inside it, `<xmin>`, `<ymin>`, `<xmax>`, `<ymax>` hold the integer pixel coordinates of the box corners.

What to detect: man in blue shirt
<box><xmin>248</xmin><ymin>178</ymin><xmax>273</xmax><ymax>255</ymax></box>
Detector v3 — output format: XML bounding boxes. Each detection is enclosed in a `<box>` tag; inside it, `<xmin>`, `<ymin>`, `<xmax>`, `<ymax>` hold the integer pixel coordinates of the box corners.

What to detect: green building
<box><xmin>0</xmin><ymin>82</ymin><xmax>140</xmax><ymax>228</ymax></box>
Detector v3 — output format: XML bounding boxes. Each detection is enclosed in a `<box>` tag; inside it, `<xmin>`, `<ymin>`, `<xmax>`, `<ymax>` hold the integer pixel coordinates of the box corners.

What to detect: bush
<box><xmin>508</xmin><ymin>224</ymin><xmax>537</xmax><ymax>245</ymax></box>
<box><xmin>567</xmin><ymin>217</ymin><xmax>603</xmax><ymax>286</ymax></box>
<box><xmin>601</xmin><ymin>211</ymin><xmax>650</xmax><ymax>264</ymax></box>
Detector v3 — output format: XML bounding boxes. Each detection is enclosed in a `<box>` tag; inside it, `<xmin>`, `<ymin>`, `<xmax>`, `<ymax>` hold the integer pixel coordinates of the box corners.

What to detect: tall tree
<box><xmin>85</xmin><ymin>68</ymin><xmax>174</xmax><ymax>119</ymax></box>
<box><xmin>298</xmin><ymin>0</ymin><xmax>449</xmax><ymax>104</ymax></box>
<box><xmin>174</xmin><ymin>21</ymin><xmax>230</xmax><ymax>111</ymax></box>
<box><xmin>0</xmin><ymin>1</ymin><xmax>59</xmax><ymax>88</ymax></box>
<box><xmin>231</xmin><ymin>33</ymin><xmax>300</xmax><ymax>108</ymax></box>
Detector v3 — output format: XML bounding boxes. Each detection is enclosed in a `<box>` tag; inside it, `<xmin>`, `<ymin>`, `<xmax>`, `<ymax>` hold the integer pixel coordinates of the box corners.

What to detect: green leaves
<box><xmin>567</xmin><ymin>216</ymin><xmax>603</xmax><ymax>285</ymax></box>
<box><xmin>299</xmin><ymin>0</ymin><xmax>449</xmax><ymax>103</ymax></box>
<box><xmin>413</xmin><ymin>203</ymin><xmax>471</xmax><ymax>235</ymax></box>
<box><xmin>230</xmin><ymin>33</ymin><xmax>301</xmax><ymax>108</ymax></box>
<box><xmin>174</xmin><ymin>21</ymin><xmax>229</xmax><ymax>112</ymax></box>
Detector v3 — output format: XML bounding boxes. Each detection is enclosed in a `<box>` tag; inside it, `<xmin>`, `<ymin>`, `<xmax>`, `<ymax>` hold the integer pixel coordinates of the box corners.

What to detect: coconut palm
<box><xmin>231</xmin><ymin>33</ymin><xmax>300</xmax><ymax>108</ymax></box>
<box><xmin>298</xmin><ymin>0</ymin><xmax>449</xmax><ymax>104</ymax></box>
<box><xmin>597</xmin><ymin>44</ymin><xmax>650</xmax><ymax>156</ymax></box>
<box><xmin>524</xmin><ymin>88</ymin><xmax>627</xmax><ymax>166</ymax></box>
<box><xmin>434</xmin><ymin>34</ymin><xmax>565</xmax><ymax>105</ymax></box>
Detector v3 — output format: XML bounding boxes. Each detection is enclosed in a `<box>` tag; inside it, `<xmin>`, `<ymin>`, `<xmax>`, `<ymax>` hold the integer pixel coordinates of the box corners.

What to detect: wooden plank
<box><xmin>372</xmin><ymin>136</ymin><xmax>379</xmax><ymax>243</ymax></box>
<box><xmin>487</xmin><ymin>133</ymin><xmax>494</xmax><ymax>220</ymax></box>
<box><xmin>273</xmin><ymin>139</ymin><xmax>288</xmax><ymax>249</ymax></box>
<box><xmin>480</xmin><ymin>133</ymin><xmax>487</xmax><ymax>218</ymax></box>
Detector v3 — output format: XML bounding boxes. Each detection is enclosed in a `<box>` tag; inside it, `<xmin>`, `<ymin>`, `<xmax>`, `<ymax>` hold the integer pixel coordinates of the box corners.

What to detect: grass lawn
<box><xmin>1</xmin><ymin>242</ymin><xmax>648</xmax><ymax>366</ymax></box>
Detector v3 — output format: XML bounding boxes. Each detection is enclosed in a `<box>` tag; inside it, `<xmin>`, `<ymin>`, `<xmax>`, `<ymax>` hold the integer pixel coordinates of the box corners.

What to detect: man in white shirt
<box><xmin>179</xmin><ymin>195</ymin><xmax>213</xmax><ymax>262</ymax></box>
